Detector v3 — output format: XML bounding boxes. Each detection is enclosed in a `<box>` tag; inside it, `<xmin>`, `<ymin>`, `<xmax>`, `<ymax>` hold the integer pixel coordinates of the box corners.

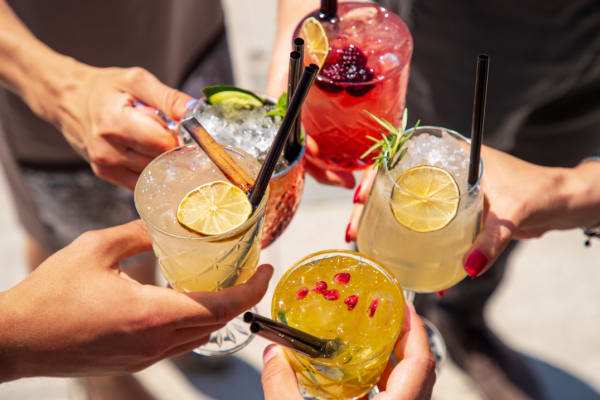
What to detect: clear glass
<box><xmin>134</xmin><ymin>144</ymin><xmax>268</xmax><ymax>356</ymax></box>
<box><xmin>181</xmin><ymin>98</ymin><xmax>306</xmax><ymax>248</ymax></box>
<box><xmin>296</xmin><ymin>2</ymin><xmax>413</xmax><ymax>171</ymax></box>
<box><xmin>272</xmin><ymin>250</ymin><xmax>405</xmax><ymax>399</ymax></box>
<box><xmin>357</xmin><ymin>126</ymin><xmax>483</xmax><ymax>293</ymax></box>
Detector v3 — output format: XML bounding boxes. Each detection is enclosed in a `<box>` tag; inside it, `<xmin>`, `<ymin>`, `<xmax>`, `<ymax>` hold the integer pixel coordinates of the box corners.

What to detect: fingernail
<box><xmin>353</xmin><ymin>184</ymin><xmax>362</xmax><ymax>203</ymax></box>
<box><xmin>437</xmin><ymin>288</ymin><xmax>450</xmax><ymax>297</ymax></box>
<box><xmin>263</xmin><ymin>344</ymin><xmax>279</xmax><ymax>365</ymax></box>
<box><xmin>464</xmin><ymin>250</ymin><xmax>488</xmax><ymax>278</ymax></box>
<box><xmin>186</xmin><ymin>99</ymin><xmax>198</xmax><ymax>109</ymax></box>
<box><xmin>132</xmin><ymin>100</ymin><xmax>146</xmax><ymax>108</ymax></box>
<box><xmin>345</xmin><ymin>223</ymin><xmax>352</xmax><ymax>243</ymax></box>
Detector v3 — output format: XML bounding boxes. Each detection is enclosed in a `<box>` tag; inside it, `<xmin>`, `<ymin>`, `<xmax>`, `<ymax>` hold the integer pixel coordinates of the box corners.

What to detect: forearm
<box><xmin>521</xmin><ymin>161</ymin><xmax>600</xmax><ymax>233</ymax></box>
<box><xmin>0</xmin><ymin>289</ymin><xmax>28</xmax><ymax>383</ymax></box>
<box><xmin>267</xmin><ymin>0</ymin><xmax>319</xmax><ymax>95</ymax></box>
<box><xmin>0</xmin><ymin>0</ymin><xmax>84</xmax><ymax>124</ymax></box>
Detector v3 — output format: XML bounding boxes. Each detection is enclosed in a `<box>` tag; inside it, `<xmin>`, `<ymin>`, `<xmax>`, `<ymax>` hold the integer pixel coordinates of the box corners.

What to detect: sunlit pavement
<box><xmin>1</xmin><ymin>1</ymin><xmax>599</xmax><ymax>399</ymax></box>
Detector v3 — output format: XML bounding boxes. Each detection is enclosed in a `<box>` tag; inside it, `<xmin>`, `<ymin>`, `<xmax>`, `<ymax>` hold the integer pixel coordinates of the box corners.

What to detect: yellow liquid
<box><xmin>135</xmin><ymin>145</ymin><xmax>266</xmax><ymax>293</ymax></box>
<box><xmin>357</xmin><ymin>167</ymin><xmax>480</xmax><ymax>292</ymax></box>
<box><xmin>272</xmin><ymin>251</ymin><xmax>405</xmax><ymax>399</ymax></box>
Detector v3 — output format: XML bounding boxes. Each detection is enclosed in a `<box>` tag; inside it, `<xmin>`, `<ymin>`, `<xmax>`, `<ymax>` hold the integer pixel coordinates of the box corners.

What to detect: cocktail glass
<box><xmin>295</xmin><ymin>1</ymin><xmax>413</xmax><ymax>171</ymax></box>
<box><xmin>272</xmin><ymin>250</ymin><xmax>405</xmax><ymax>399</ymax></box>
<box><xmin>180</xmin><ymin>99</ymin><xmax>306</xmax><ymax>248</ymax></box>
<box><xmin>134</xmin><ymin>144</ymin><xmax>269</xmax><ymax>356</ymax></box>
<box><xmin>356</xmin><ymin>126</ymin><xmax>484</xmax><ymax>366</ymax></box>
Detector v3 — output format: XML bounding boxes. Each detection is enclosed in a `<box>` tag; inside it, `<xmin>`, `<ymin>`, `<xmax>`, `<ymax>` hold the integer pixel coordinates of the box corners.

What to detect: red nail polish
<box><xmin>345</xmin><ymin>223</ymin><xmax>352</xmax><ymax>243</ymax></box>
<box><xmin>353</xmin><ymin>184</ymin><xmax>362</xmax><ymax>203</ymax></box>
<box><xmin>464</xmin><ymin>250</ymin><xmax>488</xmax><ymax>278</ymax></box>
<box><xmin>437</xmin><ymin>288</ymin><xmax>450</xmax><ymax>297</ymax></box>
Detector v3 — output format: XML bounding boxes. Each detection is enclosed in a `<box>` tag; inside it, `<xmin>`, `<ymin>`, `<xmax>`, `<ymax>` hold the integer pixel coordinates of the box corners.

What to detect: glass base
<box><xmin>300</xmin><ymin>385</ymin><xmax>379</xmax><ymax>400</ymax></box>
<box><xmin>192</xmin><ymin>309</ymin><xmax>255</xmax><ymax>357</ymax></box>
<box><xmin>422</xmin><ymin>317</ymin><xmax>447</xmax><ymax>371</ymax></box>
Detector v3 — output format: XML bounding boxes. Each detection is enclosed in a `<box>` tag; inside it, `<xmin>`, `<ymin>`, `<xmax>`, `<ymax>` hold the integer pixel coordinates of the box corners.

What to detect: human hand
<box><xmin>49</xmin><ymin>63</ymin><xmax>193</xmax><ymax>190</ymax></box>
<box><xmin>0</xmin><ymin>220</ymin><xmax>273</xmax><ymax>381</ymax></box>
<box><xmin>261</xmin><ymin>301</ymin><xmax>436</xmax><ymax>400</ymax></box>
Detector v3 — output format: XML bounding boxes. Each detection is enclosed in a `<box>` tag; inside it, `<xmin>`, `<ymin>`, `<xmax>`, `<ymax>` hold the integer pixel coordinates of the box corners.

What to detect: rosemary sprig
<box><xmin>361</xmin><ymin>108</ymin><xmax>419</xmax><ymax>170</ymax></box>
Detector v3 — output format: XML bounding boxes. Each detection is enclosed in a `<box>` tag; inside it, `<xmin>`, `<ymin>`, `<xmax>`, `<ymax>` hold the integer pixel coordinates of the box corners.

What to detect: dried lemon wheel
<box><xmin>390</xmin><ymin>165</ymin><xmax>460</xmax><ymax>233</ymax></box>
<box><xmin>299</xmin><ymin>17</ymin><xmax>329</xmax><ymax>68</ymax></box>
<box><xmin>177</xmin><ymin>181</ymin><xmax>252</xmax><ymax>236</ymax></box>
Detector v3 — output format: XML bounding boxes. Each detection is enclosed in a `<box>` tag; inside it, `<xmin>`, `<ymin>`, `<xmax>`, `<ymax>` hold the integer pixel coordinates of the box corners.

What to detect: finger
<box><xmin>120</xmin><ymin>107</ymin><xmax>178</xmax><ymax>156</ymax></box>
<box><xmin>184</xmin><ymin>264</ymin><xmax>274</xmax><ymax>325</ymax></box>
<box><xmin>158</xmin><ymin>334</ymin><xmax>212</xmax><ymax>360</ymax></box>
<box><xmin>385</xmin><ymin>302</ymin><xmax>436</xmax><ymax>400</ymax></box>
<box><xmin>395</xmin><ymin>302</ymin><xmax>430</xmax><ymax>362</ymax></box>
<box><xmin>376</xmin><ymin>359</ymin><xmax>396</xmax><ymax>392</ymax></box>
<box><xmin>261</xmin><ymin>345</ymin><xmax>304</xmax><ymax>400</ymax></box>
<box><xmin>353</xmin><ymin>167</ymin><xmax>377</xmax><ymax>204</ymax></box>
<box><xmin>91</xmin><ymin>163</ymin><xmax>139</xmax><ymax>190</ymax></box>
<box><xmin>346</xmin><ymin>203</ymin><xmax>364</xmax><ymax>243</ymax></box>
<box><xmin>124</xmin><ymin>68</ymin><xmax>193</xmax><ymax>120</ymax></box>
<box><xmin>81</xmin><ymin>220</ymin><xmax>153</xmax><ymax>264</ymax></box>
<box><xmin>305</xmin><ymin>134</ymin><xmax>356</xmax><ymax>189</ymax></box>
<box><xmin>122</xmin><ymin>149</ymin><xmax>155</xmax><ymax>173</ymax></box>
<box><xmin>305</xmin><ymin>159</ymin><xmax>356</xmax><ymax>188</ymax></box>
<box><xmin>463</xmin><ymin>210</ymin><xmax>516</xmax><ymax>279</ymax></box>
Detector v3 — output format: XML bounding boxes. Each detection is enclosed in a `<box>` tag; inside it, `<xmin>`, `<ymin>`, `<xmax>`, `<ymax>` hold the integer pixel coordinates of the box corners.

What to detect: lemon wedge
<box><xmin>299</xmin><ymin>17</ymin><xmax>329</xmax><ymax>68</ymax></box>
<box><xmin>390</xmin><ymin>165</ymin><xmax>460</xmax><ymax>232</ymax></box>
<box><xmin>177</xmin><ymin>181</ymin><xmax>252</xmax><ymax>236</ymax></box>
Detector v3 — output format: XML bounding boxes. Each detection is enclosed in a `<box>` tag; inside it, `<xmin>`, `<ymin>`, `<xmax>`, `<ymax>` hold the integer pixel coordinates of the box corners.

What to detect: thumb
<box><xmin>261</xmin><ymin>345</ymin><xmax>303</xmax><ymax>400</ymax></box>
<box><xmin>126</xmin><ymin>68</ymin><xmax>194</xmax><ymax>120</ymax></box>
<box><xmin>464</xmin><ymin>211</ymin><xmax>515</xmax><ymax>279</ymax></box>
<box><xmin>92</xmin><ymin>220</ymin><xmax>153</xmax><ymax>264</ymax></box>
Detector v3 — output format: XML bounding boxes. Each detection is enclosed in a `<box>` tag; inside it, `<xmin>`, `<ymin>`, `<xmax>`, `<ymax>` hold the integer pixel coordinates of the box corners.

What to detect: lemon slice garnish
<box><xmin>177</xmin><ymin>181</ymin><xmax>252</xmax><ymax>236</ymax></box>
<box><xmin>391</xmin><ymin>165</ymin><xmax>460</xmax><ymax>232</ymax></box>
<box><xmin>299</xmin><ymin>17</ymin><xmax>329</xmax><ymax>68</ymax></box>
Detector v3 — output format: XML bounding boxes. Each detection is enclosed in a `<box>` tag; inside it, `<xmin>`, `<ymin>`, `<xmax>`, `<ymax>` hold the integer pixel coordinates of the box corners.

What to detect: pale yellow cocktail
<box><xmin>134</xmin><ymin>144</ymin><xmax>268</xmax><ymax>355</ymax></box>
<box><xmin>357</xmin><ymin>126</ymin><xmax>483</xmax><ymax>293</ymax></box>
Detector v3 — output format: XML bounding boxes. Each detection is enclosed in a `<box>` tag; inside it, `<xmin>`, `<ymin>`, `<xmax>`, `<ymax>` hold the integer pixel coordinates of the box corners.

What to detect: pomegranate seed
<box><xmin>323</xmin><ymin>289</ymin><xmax>340</xmax><ymax>300</ymax></box>
<box><xmin>312</xmin><ymin>281</ymin><xmax>328</xmax><ymax>294</ymax></box>
<box><xmin>344</xmin><ymin>295</ymin><xmax>359</xmax><ymax>310</ymax></box>
<box><xmin>437</xmin><ymin>288</ymin><xmax>450</xmax><ymax>297</ymax></box>
<box><xmin>296</xmin><ymin>287</ymin><xmax>309</xmax><ymax>299</ymax></box>
<box><xmin>333</xmin><ymin>272</ymin><xmax>351</xmax><ymax>285</ymax></box>
<box><xmin>369</xmin><ymin>299</ymin><xmax>379</xmax><ymax>317</ymax></box>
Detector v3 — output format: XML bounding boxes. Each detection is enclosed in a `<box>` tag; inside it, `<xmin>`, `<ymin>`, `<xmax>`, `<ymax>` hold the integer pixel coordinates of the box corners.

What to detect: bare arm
<box><xmin>266</xmin><ymin>0</ymin><xmax>319</xmax><ymax>97</ymax></box>
<box><xmin>0</xmin><ymin>0</ymin><xmax>192</xmax><ymax>189</ymax></box>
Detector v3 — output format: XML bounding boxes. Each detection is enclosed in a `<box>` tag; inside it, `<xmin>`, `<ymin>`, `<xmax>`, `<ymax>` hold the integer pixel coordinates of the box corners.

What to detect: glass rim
<box><xmin>384</xmin><ymin>125</ymin><xmax>484</xmax><ymax>201</ymax></box>
<box><xmin>134</xmin><ymin>144</ymin><xmax>269</xmax><ymax>242</ymax></box>
<box><xmin>273</xmin><ymin>249</ymin><xmax>404</xmax><ymax>367</ymax></box>
<box><xmin>305</xmin><ymin>2</ymin><xmax>413</xmax><ymax>87</ymax></box>
<box><xmin>188</xmin><ymin>96</ymin><xmax>305</xmax><ymax>180</ymax></box>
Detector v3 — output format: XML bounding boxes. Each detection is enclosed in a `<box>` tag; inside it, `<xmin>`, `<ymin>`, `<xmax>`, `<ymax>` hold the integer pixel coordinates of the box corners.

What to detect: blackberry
<box><xmin>340</xmin><ymin>45</ymin><xmax>367</xmax><ymax>67</ymax></box>
<box><xmin>315</xmin><ymin>62</ymin><xmax>344</xmax><ymax>93</ymax></box>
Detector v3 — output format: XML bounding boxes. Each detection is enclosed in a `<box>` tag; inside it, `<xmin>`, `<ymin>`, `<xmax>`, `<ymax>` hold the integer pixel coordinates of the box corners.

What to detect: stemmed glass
<box><xmin>356</xmin><ymin>126</ymin><xmax>484</xmax><ymax>367</ymax></box>
<box><xmin>134</xmin><ymin>144</ymin><xmax>269</xmax><ymax>356</ymax></box>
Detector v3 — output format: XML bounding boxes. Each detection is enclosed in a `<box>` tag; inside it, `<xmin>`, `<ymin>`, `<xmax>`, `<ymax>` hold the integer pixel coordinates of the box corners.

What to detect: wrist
<box><xmin>18</xmin><ymin>45</ymin><xmax>88</xmax><ymax>126</ymax></box>
<box><xmin>0</xmin><ymin>289</ymin><xmax>27</xmax><ymax>382</ymax></box>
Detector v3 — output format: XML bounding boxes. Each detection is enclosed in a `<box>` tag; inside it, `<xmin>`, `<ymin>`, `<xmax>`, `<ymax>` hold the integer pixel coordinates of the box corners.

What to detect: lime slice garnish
<box><xmin>177</xmin><ymin>181</ymin><xmax>252</xmax><ymax>236</ymax></box>
<box><xmin>203</xmin><ymin>85</ymin><xmax>264</xmax><ymax>107</ymax></box>
<box><xmin>390</xmin><ymin>165</ymin><xmax>460</xmax><ymax>232</ymax></box>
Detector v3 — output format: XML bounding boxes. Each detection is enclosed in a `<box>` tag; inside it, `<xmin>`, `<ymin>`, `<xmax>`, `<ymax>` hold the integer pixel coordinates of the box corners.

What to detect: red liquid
<box><xmin>299</xmin><ymin>2</ymin><xmax>413</xmax><ymax>171</ymax></box>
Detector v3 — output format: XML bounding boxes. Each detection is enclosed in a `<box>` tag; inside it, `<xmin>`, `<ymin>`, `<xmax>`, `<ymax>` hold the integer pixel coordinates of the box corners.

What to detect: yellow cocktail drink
<box><xmin>134</xmin><ymin>144</ymin><xmax>268</xmax><ymax>355</ymax></box>
<box><xmin>357</xmin><ymin>126</ymin><xmax>483</xmax><ymax>293</ymax></box>
<box><xmin>272</xmin><ymin>250</ymin><xmax>405</xmax><ymax>399</ymax></box>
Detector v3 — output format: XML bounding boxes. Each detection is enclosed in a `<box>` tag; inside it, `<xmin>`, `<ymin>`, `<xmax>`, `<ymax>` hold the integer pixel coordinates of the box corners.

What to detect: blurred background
<box><xmin>1</xmin><ymin>0</ymin><xmax>599</xmax><ymax>399</ymax></box>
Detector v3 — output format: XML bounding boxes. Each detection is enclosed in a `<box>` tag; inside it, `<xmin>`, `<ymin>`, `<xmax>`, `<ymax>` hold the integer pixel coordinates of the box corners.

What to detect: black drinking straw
<box><xmin>283</xmin><ymin>50</ymin><xmax>302</xmax><ymax>162</ymax></box>
<box><xmin>249</xmin><ymin>64</ymin><xmax>319</xmax><ymax>209</ymax></box>
<box><xmin>292</xmin><ymin>38</ymin><xmax>305</xmax><ymax>152</ymax></box>
<box><xmin>468</xmin><ymin>54</ymin><xmax>489</xmax><ymax>186</ymax></box>
<box><xmin>244</xmin><ymin>312</ymin><xmax>342</xmax><ymax>358</ymax></box>
<box><xmin>319</xmin><ymin>0</ymin><xmax>338</xmax><ymax>21</ymax></box>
